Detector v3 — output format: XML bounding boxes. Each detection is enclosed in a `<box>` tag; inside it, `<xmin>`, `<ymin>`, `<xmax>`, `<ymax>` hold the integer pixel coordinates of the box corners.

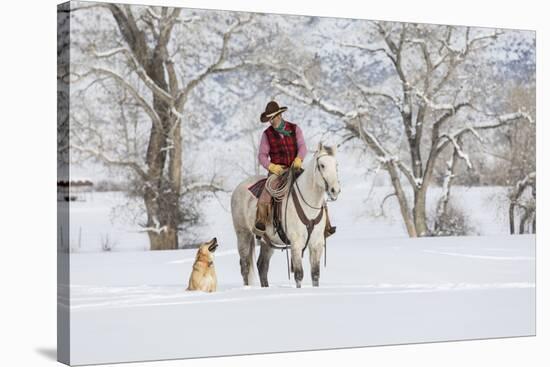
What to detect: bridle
<box><xmin>315</xmin><ymin>153</ymin><xmax>335</xmax><ymax>198</ymax></box>
<box><xmin>295</xmin><ymin>153</ymin><xmax>334</xmax><ymax>210</ymax></box>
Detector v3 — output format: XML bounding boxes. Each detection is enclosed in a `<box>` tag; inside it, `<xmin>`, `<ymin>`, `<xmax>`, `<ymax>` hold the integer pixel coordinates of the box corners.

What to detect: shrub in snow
<box><xmin>101</xmin><ymin>234</ymin><xmax>117</xmax><ymax>252</ymax></box>
<box><xmin>433</xmin><ymin>202</ymin><xmax>477</xmax><ymax>237</ymax></box>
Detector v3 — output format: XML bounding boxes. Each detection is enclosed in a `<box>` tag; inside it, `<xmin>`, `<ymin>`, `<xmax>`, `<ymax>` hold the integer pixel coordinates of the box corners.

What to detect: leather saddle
<box><xmin>248</xmin><ymin>170</ymin><xmax>304</xmax><ymax>246</ymax></box>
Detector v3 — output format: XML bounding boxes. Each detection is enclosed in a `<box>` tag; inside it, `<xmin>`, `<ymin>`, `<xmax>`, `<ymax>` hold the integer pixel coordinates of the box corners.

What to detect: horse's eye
<box><xmin>320</xmin><ymin>164</ymin><xmax>325</xmax><ymax>169</ymax></box>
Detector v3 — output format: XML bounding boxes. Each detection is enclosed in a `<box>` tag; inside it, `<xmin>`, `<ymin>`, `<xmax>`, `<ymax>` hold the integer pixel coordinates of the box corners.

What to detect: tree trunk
<box><xmin>141</xmin><ymin>53</ymin><xmax>181</xmax><ymax>250</ymax></box>
<box><xmin>410</xmin><ymin>106</ymin><xmax>425</xmax><ymax>179</ymax></box>
<box><xmin>148</xmin><ymin>227</ymin><xmax>178</xmax><ymax>251</ymax></box>
<box><xmin>413</xmin><ymin>187</ymin><xmax>429</xmax><ymax>236</ymax></box>
<box><xmin>143</xmin><ymin>187</ymin><xmax>180</xmax><ymax>250</ymax></box>
<box><xmin>509</xmin><ymin>202</ymin><xmax>516</xmax><ymax>234</ymax></box>
<box><xmin>413</xmin><ymin>150</ymin><xmax>439</xmax><ymax>237</ymax></box>
<box><xmin>387</xmin><ymin>163</ymin><xmax>417</xmax><ymax>237</ymax></box>
<box><xmin>167</xmin><ymin>115</ymin><xmax>183</xmax><ymax>248</ymax></box>
<box><xmin>508</xmin><ymin>172</ymin><xmax>536</xmax><ymax>235</ymax></box>
<box><xmin>434</xmin><ymin>145</ymin><xmax>461</xmax><ymax>233</ymax></box>
<box><xmin>519</xmin><ymin>210</ymin><xmax>528</xmax><ymax>234</ymax></box>
<box><xmin>141</xmin><ymin>98</ymin><xmax>181</xmax><ymax>250</ymax></box>
<box><xmin>141</xmin><ymin>104</ymin><xmax>180</xmax><ymax>250</ymax></box>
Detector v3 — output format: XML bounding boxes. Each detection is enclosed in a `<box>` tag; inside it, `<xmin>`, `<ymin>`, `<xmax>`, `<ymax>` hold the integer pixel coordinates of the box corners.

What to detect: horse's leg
<box><xmin>257</xmin><ymin>241</ymin><xmax>274</xmax><ymax>287</ymax></box>
<box><xmin>309</xmin><ymin>242</ymin><xmax>324</xmax><ymax>287</ymax></box>
<box><xmin>236</xmin><ymin>229</ymin><xmax>254</xmax><ymax>286</ymax></box>
<box><xmin>291</xmin><ymin>246</ymin><xmax>304</xmax><ymax>288</ymax></box>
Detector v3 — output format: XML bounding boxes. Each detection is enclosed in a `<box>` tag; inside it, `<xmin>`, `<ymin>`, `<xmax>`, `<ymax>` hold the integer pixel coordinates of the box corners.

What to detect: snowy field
<box><xmin>64</xmin><ymin>189</ymin><xmax>535</xmax><ymax>365</ymax></box>
<box><xmin>68</xmin><ymin>234</ymin><xmax>534</xmax><ymax>365</ymax></box>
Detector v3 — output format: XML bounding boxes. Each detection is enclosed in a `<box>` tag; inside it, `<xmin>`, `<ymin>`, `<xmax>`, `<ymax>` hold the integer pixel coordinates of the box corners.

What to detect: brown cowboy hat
<box><xmin>260</xmin><ymin>101</ymin><xmax>287</xmax><ymax>123</ymax></box>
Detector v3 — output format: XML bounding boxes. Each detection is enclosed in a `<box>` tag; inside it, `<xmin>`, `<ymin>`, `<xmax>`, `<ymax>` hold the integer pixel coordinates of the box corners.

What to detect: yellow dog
<box><xmin>186</xmin><ymin>237</ymin><xmax>218</xmax><ymax>292</ymax></box>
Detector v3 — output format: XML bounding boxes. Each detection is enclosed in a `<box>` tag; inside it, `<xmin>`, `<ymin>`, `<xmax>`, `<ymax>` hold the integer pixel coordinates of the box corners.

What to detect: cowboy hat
<box><xmin>260</xmin><ymin>101</ymin><xmax>287</xmax><ymax>123</ymax></box>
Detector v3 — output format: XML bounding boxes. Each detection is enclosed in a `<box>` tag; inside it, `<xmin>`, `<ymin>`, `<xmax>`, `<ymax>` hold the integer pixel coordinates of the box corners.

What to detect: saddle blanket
<box><xmin>248</xmin><ymin>178</ymin><xmax>267</xmax><ymax>198</ymax></box>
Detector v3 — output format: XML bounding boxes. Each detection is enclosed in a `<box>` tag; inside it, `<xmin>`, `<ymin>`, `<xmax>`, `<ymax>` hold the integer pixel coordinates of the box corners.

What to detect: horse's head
<box><xmin>314</xmin><ymin>143</ymin><xmax>341</xmax><ymax>201</ymax></box>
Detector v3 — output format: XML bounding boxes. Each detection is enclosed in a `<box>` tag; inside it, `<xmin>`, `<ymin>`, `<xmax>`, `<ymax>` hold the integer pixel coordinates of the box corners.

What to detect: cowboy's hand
<box><xmin>268</xmin><ymin>163</ymin><xmax>285</xmax><ymax>176</ymax></box>
<box><xmin>292</xmin><ymin>157</ymin><xmax>302</xmax><ymax>170</ymax></box>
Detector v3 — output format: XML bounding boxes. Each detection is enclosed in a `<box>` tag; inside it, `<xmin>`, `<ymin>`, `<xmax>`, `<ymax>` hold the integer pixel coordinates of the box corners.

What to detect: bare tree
<box><xmin>67</xmin><ymin>5</ymin><xmax>252</xmax><ymax>249</ymax></box>
<box><xmin>257</xmin><ymin>22</ymin><xmax>533</xmax><ymax>237</ymax></box>
<box><xmin>509</xmin><ymin>172</ymin><xmax>535</xmax><ymax>234</ymax></box>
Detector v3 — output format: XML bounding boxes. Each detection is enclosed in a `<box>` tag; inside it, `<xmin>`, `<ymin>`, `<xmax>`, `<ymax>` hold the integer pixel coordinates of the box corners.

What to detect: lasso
<box><xmin>265</xmin><ymin>169</ymin><xmax>293</xmax><ymax>202</ymax></box>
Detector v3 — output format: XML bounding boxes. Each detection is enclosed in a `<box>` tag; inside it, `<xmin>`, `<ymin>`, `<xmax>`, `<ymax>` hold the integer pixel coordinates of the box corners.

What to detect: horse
<box><xmin>230</xmin><ymin>143</ymin><xmax>341</xmax><ymax>288</ymax></box>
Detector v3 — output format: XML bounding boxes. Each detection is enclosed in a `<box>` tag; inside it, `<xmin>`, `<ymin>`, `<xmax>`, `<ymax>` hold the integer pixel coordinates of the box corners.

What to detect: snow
<box><xmin>62</xmin><ymin>192</ymin><xmax>150</xmax><ymax>253</ymax></box>
<box><xmin>141</xmin><ymin>216</ymin><xmax>168</xmax><ymax>235</ymax></box>
<box><xmin>65</xmin><ymin>189</ymin><xmax>535</xmax><ymax>365</ymax></box>
<box><xmin>67</xmin><ymin>234</ymin><xmax>534</xmax><ymax>365</ymax></box>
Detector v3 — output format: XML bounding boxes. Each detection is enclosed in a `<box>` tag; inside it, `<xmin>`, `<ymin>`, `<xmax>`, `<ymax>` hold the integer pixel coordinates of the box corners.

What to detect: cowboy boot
<box><xmin>254</xmin><ymin>203</ymin><xmax>270</xmax><ymax>235</ymax></box>
<box><xmin>324</xmin><ymin>206</ymin><xmax>336</xmax><ymax>238</ymax></box>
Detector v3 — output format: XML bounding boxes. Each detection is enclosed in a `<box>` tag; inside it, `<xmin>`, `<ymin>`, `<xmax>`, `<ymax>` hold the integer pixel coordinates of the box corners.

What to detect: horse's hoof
<box><xmin>296</xmin><ymin>283</ymin><xmax>301</xmax><ymax>289</ymax></box>
<box><xmin>312</xmin><ymin>281</ymin><xmax>319</xmax><ymax>287</ymax></box>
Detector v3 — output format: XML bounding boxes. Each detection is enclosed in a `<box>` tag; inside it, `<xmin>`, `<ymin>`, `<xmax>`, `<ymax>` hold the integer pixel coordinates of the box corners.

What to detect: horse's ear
<box><xmin>325</xmin><ymin>145</ymin><xmax>336</xmax><ymax>156</ymax></box>
<box><xmin>317</xmin><ymin>142</ymin><xmax>324</xmax><ymax>153</ymax></box>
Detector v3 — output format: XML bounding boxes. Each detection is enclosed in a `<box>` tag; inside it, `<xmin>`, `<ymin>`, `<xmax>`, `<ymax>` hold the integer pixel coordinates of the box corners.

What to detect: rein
<box><xmin>290</xmin><ymin>184</ymin><xmax>325</xmax><ymax>257</ymax></box>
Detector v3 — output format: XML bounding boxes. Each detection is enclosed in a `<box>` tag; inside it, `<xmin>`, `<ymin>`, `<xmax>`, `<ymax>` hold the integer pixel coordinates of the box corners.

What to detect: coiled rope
<box><xmin>265</xmin><ymin>169</ymin><xmax>292</xmax><ymax>202</ymax></box>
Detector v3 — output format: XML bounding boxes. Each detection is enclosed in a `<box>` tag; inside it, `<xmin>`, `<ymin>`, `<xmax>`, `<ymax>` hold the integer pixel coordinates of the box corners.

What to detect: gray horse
<box><xmin>231</xmin><ymin>143</ymin><xmax>341</xmax><ymax>288</ymax></box>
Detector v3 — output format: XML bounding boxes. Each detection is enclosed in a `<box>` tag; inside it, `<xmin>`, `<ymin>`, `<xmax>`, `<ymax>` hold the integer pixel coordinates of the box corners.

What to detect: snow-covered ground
<box><xmin>65</xmin><ymin>189</ymin><xmax>535</xmax><ymax>365</ymax></box>
<box><xmin>68</xmin><ymin>234</ymin><xmax>534</xmax><ymax>365</ymax></box>
<box><xmin>64</xmin><ymin>192</ymin><xmax>535</xmax><ymax>364</ymax></box>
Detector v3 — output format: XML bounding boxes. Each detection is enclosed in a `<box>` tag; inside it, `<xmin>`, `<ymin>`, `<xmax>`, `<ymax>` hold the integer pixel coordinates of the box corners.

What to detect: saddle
<box><xmin>248</xmin><ymin>170</ymin><xmax>306</xmax><ymax>246</ymax></box>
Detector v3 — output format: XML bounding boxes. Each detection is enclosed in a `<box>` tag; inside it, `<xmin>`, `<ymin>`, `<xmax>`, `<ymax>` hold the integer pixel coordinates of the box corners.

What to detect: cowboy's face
<box><xmin>270</xmin><ymin>114</ymin><xmax>282</xmax><ymax>127</ymax></box>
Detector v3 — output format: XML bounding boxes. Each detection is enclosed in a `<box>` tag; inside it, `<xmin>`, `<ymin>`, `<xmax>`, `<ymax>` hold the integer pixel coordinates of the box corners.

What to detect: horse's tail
<box><xmin>247</xmin><ymin>236</ymin><xmax>257</xmax><ymax>285</ymax></box>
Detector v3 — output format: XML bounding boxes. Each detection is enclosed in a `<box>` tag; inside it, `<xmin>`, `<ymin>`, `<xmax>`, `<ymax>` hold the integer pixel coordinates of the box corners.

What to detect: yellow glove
<box><xmin>268</xmin><ymin>163</ymin><xmax>285</xmax><ymax>176</ymax></box>
<box><xmin>292</xmin><ymin>157</ymin><xmax>302</xmax><ymax>170</ymax></box>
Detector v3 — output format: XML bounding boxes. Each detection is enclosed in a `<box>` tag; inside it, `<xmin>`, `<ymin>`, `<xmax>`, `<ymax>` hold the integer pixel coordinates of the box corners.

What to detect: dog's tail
<box><xmin>247</xmin><ymin>236</ymin><xmax>257</xmax><ymax>285</ymax></box>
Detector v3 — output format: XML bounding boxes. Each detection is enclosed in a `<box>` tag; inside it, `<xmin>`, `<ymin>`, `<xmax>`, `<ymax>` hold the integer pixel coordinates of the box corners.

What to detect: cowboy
<box><xmin>255</xmin><ymin>101</ymin><xmax>336</xmax><ymax>237</ymax></box>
